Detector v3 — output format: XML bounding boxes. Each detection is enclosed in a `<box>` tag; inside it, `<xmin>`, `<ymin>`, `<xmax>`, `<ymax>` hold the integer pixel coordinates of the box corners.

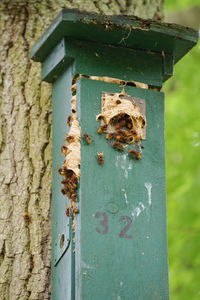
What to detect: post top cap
<box><xmin>30</xmin><ymin>8</ymin><xmax>199</xmax><ymax>64</ymax></box>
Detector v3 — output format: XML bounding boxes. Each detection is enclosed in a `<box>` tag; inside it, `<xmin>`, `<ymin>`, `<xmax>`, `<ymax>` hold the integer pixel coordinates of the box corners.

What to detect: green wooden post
<box><xmin>31</xmin><ymin>9</ymin><xmax>198</xmax><ymax>300</ymax></box>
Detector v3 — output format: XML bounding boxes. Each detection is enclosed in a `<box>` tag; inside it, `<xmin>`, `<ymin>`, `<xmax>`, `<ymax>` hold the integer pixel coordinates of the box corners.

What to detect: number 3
<box><xmin>95</xmin><ymin>212</ymin><xmax>108</xmax><ymax>234</ymax></box>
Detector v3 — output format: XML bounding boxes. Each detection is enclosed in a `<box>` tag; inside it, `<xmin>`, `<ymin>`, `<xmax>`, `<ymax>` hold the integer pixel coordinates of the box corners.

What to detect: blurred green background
<box><xmin>164</xmin><ymin>1</ymin><xmax>200</xmax><ymax>299</ymax></box>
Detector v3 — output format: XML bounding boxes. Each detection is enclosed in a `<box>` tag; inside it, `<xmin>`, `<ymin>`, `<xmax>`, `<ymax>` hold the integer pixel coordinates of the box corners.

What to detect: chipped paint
<box><xmin>131</xmin><ymin>201</ymin><xmax>146</xmax><ymax>218</ymax></box>
<box><xmin>131</xmin><ymin>183</ymin><xmax>152</xmax><ymax>222</ymax></box>
<box><xmin>81</xmin><ymin>261</ymin><xmax>96</xmax><ymax>270</ymax></box>
<box><xmin>145</xmin><ymin>182</ymin><xmax>152</xmax><ymax>205</ymax></box>
<box><xmin>123</xmin><ymin>190</ymin><xmax>129</xmax><ymax>204</ymax></box>
<box><xmin>116</xmin><ymin>153</ymin><xmax>133</xmax><ymax>179</ymax></box>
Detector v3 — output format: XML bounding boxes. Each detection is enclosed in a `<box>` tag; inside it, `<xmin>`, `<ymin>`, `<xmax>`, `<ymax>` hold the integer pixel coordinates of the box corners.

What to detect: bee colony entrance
<box><xmin>96</xmin><ymin>91</ymin><xmax>146</xmax><ymax>159</ymax></box>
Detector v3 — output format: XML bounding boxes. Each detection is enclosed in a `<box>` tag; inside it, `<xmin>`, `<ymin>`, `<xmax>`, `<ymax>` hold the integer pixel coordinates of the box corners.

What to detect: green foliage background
<box><xmin>164</xmin><ymin>1</ymin><xmax>200</xmax><ymax>299</ymax></box>
<box><xmin>165</xmin><ymin>0</ymin><xmax>200</xmax><ymax>10</ymax></box>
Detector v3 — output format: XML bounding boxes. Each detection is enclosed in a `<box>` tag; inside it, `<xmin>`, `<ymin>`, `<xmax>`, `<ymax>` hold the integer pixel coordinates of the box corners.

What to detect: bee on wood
<box><xmin>67</xmin><ymin>115</ymin><xmax>72</xmax><ymax>127</ymax></box>
<box><xmin>66</xmin><ymin>205</ymin><xmax>70</xmax><ymax>217</ymax></box>
<box><xmin>106</xmin><ymin>133</ymin><xmax>115</xmax><ymax>140</ymax></box>
<box><xmin>115</xmin><ymin>135</ymin><xmax>127</xmax><ymax>143</ymax></box>
<box><xmin>23</xmin><ymin>213</ymin><xmax>31</xmax><ymax>223</ymax></box>
<box><xmin>112</xmin><ymin>142</ymin><xmax>126</xmax><ymax>151</ymax></box>
<box><xmin>128</xmin><ymin>149</ymin><xmax>141</xmax><ymax>160</ymax></box>
<box><xmin>72</xmin><ymin>109</ymin><xmax>76</xmax><ymax>113</ymax></box>
<box><xmin>72</xmin><ymin>208</ymin><xmax>79</xmax><ymax>214</ymax></box>
<box><xmin>61</xmin><ymin>187</ymin><xmax>67</xmax><ymax>195</ymax></box>
<box><xmin>97</xmin><ymin>125</ymin><xmax>108</xmax><ymax>134</ymax></box>
<box><xmin>61</xmin><ymin>145</ymin><xmax>68</xmax><ymax>155</ymax></box>
<box><xmin>115</xmin><ymin>119</ymin><xmax>126</xmax><ymax>129</ymax></box>
<box><xmin>124</xmin><ymin>117</ymin><xmax>133</xmax><ymax>129</ymax></box>
<box><xmin>61</xmin><ymin>179</ymin><xmax>67</xmax><ymax>185</ymax></box>
<box><xmin>71</xmin><ymin>195</ymin><xmax>77</xmax><ymax>203</ymax></box>
<box><xmin>65</xmin><ymin>135</ymin><xmax>75</xmax><ymax>142</ymax></box>
<box><xmin>141</xmin><ymin>119</ymin><xmax>146</xmax><ymax>128</ymax></box>
<box><xmin>97</xmin><ymin>152</ymin><xmax>104</xmax><ymax>165</ymax></box>
<box><xmin>82</xmin><ymin>133</ymin><xmax>92</xmax><ymax>144</ymax></box>
<box><xmin>58</xmin><ymin>168</ymin><xmax>64</xmax><ymax>175</ymax></box>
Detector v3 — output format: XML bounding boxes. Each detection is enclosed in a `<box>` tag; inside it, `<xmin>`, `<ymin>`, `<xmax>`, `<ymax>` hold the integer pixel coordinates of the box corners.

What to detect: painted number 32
<box><xmin>95</xmin><ymin>212</ymin><xmax>132</xmax><ymax>239</ymax></box>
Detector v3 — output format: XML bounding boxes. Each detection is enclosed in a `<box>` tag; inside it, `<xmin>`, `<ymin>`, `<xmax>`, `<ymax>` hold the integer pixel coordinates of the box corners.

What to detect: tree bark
<box><xmin>0</xmin><ymin>1</ymin><xmax>164</xmax><ymax>299</ymax></box>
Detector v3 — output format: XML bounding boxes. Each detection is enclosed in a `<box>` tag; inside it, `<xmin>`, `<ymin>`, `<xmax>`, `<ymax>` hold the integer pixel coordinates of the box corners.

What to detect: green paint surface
<box><xmin>30</xmin><ymin>9</ymin><xmax>198</xmax><ymax>65</ymax></box>
<box><xmin>75</xmin><ymin>78</ymin><xmax>169</xmax><ymax>299</ymax></box>
<box><xmin>51</xmin><ymin>66</ymin><xmax>74</xmax><ymax>300</ymax></box>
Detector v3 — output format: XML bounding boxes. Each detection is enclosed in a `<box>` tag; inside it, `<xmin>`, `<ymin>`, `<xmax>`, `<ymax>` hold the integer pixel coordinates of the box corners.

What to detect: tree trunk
<box><xmin>0</xmin><ymin>1</ymin><xmax>164</xmax><ymax>299</ymax></box>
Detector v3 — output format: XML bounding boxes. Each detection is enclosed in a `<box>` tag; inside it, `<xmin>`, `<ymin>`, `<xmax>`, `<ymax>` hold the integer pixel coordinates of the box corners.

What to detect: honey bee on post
<box><xmin>65</xmin><ymin>135</ymin><xmax>75</xmax><ymax>142</ymax></box>
<box><xmin>66</xmin><ymin>205</ymin><xmax>70</xmax><ymax>217</ymax></box>
<box><xmin>97</xmin><ymin>152</ymin><xmax>104</xmax><ymax>165</ymax></box>
<box><xmin>67</xmin><ymin>115</ymin><xmax>72</xmax><ymax>127</ymax></box>
<box><xmin>112</xmin><ymin>142</ymin><xmax>126</xmax><ymax>151</ymax></box>
<box><xmin>82</xmin><ymin>133</ymin><xmax>92</xmax><ymax>144</ymax></box>
<box><xmin>97</xmin><ymin>125</ymin><xmax>107</xmax><ymax>134</ymax></box>
<box><xmin>115</xmin><ymin>119</ymin><xmax>126</xmax><ymax>129</ymax></box>
<box><xmin>72</xmin><ymin>208</ymin><xmax>79</xmax><ymax>214</ymax></box>
<box><xmin>58</xmin><ymin>168</ymin><xmax>64</xmax><ymax>175</ymax></box>
<box><xmin>106</xmin><ymin>133</ymin><xmax>115</xmax><ymax>140</ymax></box>
<box><xmin>23</xmin><ymin>213</ymin><xmax>31</xmax><ymax>224</ymax></box>
<box><xmin>61</xmin><ymin>145</ymin><xmax>68</xmax><ymax>155</ymax></box>
<box><xmin>128</xmin><ymin>149</ymin><xmax>141</xmax><ymax>160</ymax></box>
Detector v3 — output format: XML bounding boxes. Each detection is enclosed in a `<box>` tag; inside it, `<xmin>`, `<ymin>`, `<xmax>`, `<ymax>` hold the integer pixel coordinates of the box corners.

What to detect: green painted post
<box><xmin>31</xmin><ymin>9</ymin><xmax>198</xmax><ymax>300</ymax></box>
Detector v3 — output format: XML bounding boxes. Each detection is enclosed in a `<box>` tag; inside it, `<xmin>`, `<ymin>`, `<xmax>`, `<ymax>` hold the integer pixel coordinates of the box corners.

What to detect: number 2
<box><xmin>119</xmin><ymin>216</ymin><xmax>132</xmax><ymax>239</ymax></box>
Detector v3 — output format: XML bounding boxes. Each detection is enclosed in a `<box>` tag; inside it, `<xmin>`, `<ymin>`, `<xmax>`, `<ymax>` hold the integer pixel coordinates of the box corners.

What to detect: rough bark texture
<box><xmin>0</xmin><ymin>1</ymin><xmax>164</xmax><ymax>299</ymax></box>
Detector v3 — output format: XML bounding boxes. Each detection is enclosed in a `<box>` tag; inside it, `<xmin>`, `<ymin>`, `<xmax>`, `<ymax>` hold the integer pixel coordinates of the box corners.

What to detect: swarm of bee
<box><xmin>58</xmin><ymin>76</ymin><xmax>81</xmax><ymax>221</ymax></box>
<box><xmin>96</xmin><ymin>92</ymin><xmax>146</xmax><ymax>159</ymax></box>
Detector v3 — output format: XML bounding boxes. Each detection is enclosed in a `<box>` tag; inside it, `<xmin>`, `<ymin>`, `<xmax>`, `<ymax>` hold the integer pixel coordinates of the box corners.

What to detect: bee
<box><xmin>72</xmin><ymin>108</ymin><xmax>76</xmax><ymax>113</ymax></box>
<box><xmin>71</xmin><ymin>83</ymin><xmax>77</xmax><ymax>93</ymax></box>
<box><xmin>71</xmin><ymin>196</ymin><xmax>77</xmax><ymax>204</ymax></box>
<box><xmin>128</xmin><ymin>149</ymin><xmax>141</xmax><ymax>160</ymax></box>
<box><xmin>58</xmin><ymin>168</ymin><xmax>64</xmax><ymax>175</ymax></box>
<box><xmin>61</xmin><ymin>179</ymin><xmax>67</xmax><ymax>185</ymax></box>
<box><xmin>141</xmin><ymin>119</ymin><xmax>146</xmax><ymax>128</ymax></box>
<box><xmin>97</xmin><ymin>125</ymin><xmax>107</xmax><ymax>134</ymax></box>
<box><xmin>115</xmin><ymin>135</ymin><xmax>127</xmax><ymax>143</ymax></box>
<box><xmin>23</xmin><ymin>213</ymin><xmax>31</xmax><ymax>223</ymax></box>
<box><xmin>66</xmin><ymin>205</ymin><xmax>70</xmax><ymax>217</ymax></box>
<box><xmin>61</xmin><ymin>145</ymin><xmax>68</xmax><ymax>155</ymax></box>
<box><xmin>97</xmin><ymin>152</ymin><xmax>104</xmax><ymax>165</ymax></box>
<box><xmin>72</xmin><ymin>208</ymin><xmax>79</xmax><ymax>214</ymax></box>
<box><xmin>82</xmin><ymin>133</ymin><xmax>92</xmax><ymax>144</ymax></box>
<box><xmin>112</xmin><ymin>142</ymin><xmax>126</xmax><ymax>151</ymax></box>
<box><xmin>67</xmin><ymin>115</ymin><xmax>72</xmax><ymax>127</ymax></box>
<box><xmin>125</xmin><ymin>117</ymin><xmax>133</xmax><ymax>129</ymax></box>
<box><xmin>115</xmin><ymin>119</ymin><xmax>126</xmax><ymax>129</ymax></box>
<box><xmin>61</xmin><ymin>187</ymin><xmax>67</xmax><ymax>195</ymax></box>
<box><xmin>106</xmin><ymin>133</ymin><xmax>115</xmax><ymax>140</ymax></box>
<box><xmin>65</xmin><ymin>135</ymin><xmax>75</xmax><ymax>142</ymax></box>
